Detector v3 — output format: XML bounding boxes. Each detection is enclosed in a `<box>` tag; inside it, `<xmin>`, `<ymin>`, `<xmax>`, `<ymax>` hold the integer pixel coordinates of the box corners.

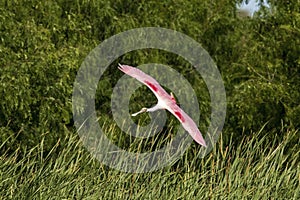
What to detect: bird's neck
<box><xmin>147</xmin><ymin>103</ymin><xmax>164</xmax><ymax>112</ymax></box>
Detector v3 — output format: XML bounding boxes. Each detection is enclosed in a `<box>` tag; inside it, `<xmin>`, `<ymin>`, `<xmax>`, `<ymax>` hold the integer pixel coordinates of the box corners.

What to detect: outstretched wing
<box><xmin>166</xmin><ymin>103</ymin><xmax>207</xmax><ymax>147</ymax></box>
<box><xmin>118</xmin><ymin>64</ymin><xmax>206</xmax><ymax>147</ymax></box>
<box><xmin>118</xmin><ymin>64</ymin><xmax>171</xmax><ymax>101</ymax></box>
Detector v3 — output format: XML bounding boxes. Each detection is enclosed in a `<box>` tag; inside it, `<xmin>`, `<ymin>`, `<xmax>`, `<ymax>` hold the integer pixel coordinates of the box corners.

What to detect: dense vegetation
<box><xmin>0</xmin><ymin>0</ymin><xmax>299</xmax><ymax>199</ymax></box>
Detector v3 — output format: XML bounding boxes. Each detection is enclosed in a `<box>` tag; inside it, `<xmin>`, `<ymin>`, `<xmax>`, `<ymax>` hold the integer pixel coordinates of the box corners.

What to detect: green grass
<box><xmin>0</xmin><ymin>127</ymin><xmax>299</xmax><ymax>199</ymax></box>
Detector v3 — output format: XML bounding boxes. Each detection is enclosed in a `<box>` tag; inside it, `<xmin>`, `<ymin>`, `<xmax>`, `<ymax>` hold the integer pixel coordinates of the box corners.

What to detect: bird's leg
<box><xmin>131</xmin><ymin>107</ymin><xmax>147</xmax><ymax>116</ymax></box>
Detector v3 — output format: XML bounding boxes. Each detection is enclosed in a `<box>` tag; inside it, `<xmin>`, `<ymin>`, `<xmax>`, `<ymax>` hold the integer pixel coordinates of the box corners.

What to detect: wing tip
<box><xmin>191</xmin><ymin>129</ymin><xmax>207</xmax><ymax>147</ymax></box>
<box><xmin>118</xmin><ymin>63</ymin><xmax>129</xmax><ymax>73</ymax></box>
<box><xmin>118</xmin><ymin>63</ymin><xmax>123</xmax><ymax>70</ymax></box>
<box><xmin>118</xmin><ymin>63</ymin><xmax>134</xmax><ymax>72</ymax></box>
<box><xmin>197</xmin><ymin>137</ymin><xmax>207</xmax><ymax>147</ymax></box>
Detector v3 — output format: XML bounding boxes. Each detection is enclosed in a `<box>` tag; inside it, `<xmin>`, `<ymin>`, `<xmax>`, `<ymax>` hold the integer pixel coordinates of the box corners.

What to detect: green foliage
<box><xmin>0</xmin><ymin>0</ymin><xmax>299</xmax><ymax>150</ymax></box>
<box><xmin>0</xmin><ymin>0</ymin><xmax>299</xmax><ymax>197</ymax></box>
<box><xmin>0</xmin><ymin>0</ymin><xmax>91</xmax><ymax>151</ymax></box>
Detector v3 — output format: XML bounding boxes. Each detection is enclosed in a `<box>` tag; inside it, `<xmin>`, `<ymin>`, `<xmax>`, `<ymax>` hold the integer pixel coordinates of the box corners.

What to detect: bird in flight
<box><xmin>118</xmin><ymin>64</ymin><xmax>207</xmax><ymax>147</ymax></box>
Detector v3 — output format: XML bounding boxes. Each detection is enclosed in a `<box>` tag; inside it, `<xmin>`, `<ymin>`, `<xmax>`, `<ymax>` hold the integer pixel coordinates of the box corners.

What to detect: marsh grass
<box><xmin>0</xmin><ymin>125</ymin><xmax>299</xmax><ymax>199</ymax></box>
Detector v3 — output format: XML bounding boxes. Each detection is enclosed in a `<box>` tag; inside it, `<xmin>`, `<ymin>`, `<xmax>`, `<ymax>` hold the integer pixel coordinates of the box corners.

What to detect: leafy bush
<box><xmin>0</xmin><ymin>0</ymin><xmax>299</xmax><ymax>153</ymax></box>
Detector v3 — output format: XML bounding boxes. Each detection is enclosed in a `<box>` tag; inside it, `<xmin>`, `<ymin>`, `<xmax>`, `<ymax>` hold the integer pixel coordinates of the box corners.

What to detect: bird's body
<box><xmin>118</xmin><ymin>64</ymin><xmax>207</xmax><ymax>147</ymax></box>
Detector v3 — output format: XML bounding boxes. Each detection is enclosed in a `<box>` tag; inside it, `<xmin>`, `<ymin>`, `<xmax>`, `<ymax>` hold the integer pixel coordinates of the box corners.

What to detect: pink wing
<box><xmin>166</xmin><ymin>103</ymin><xmax>207</xmax><ymax>147</ymax></box>
<box><xmin>118</xmin><ymin>64</ymin><xmax>171</xmax><ymax>101</ymax></box>
<box><xmin>118</xmin><ymin>64</ymin><xmax>207</xmax><ymax>147</ymax></box>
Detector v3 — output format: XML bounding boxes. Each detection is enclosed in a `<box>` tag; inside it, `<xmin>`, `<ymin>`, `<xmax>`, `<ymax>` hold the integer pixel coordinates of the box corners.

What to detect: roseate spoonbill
<box><xmin>118</xmin><ymin>64</ymin><xmax>207</xmax><ymax>147</ymax></box>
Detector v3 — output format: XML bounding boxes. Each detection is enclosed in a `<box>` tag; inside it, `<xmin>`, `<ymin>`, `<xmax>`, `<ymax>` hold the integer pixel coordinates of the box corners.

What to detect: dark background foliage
<box><xmin>0</xmin><ymin>0</ymin><xmax>299</xmax><ymax>153</ymax></box>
